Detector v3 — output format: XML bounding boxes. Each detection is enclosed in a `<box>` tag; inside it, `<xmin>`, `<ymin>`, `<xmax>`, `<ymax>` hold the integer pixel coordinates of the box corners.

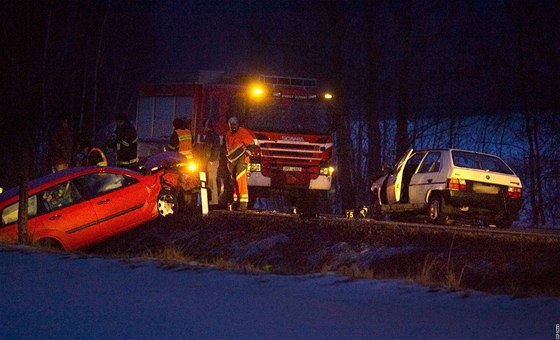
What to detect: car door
<box><xmin>409</xmin><ymin>151</ymin><xmax>443</xmax><ymax>204</ymax></box>
<box><xmin>385</xmin><ymin>149</ymin><xmax>414</xmax><ymax>204</ymax></box>
<box><xmin>0</xmin><ymin>195</ymin><xmax>43</xmax><ymax>244</ymax></box>
<box><xmin>33</xmin><ymin>180</ymin><xmax>101</xmax><ymax>249</ymax></box>
<box><xmin>74</xmin><ymin>172</ymin><xmax>149</xmax><ymax>236</ymax></box>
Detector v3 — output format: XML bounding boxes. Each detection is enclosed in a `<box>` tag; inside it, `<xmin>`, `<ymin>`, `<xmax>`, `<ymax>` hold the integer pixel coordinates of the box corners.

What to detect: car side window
<box><xmin>1</xmin><ymin>195</ymin><xmax>38</xmax><ymax>226</ymax></box>
<box><xmin>404</xmin><ymin>152</ymin><xmax>426</xmax><ymax>174</ymax></box>
<box><xmin>418</xmin><ymin>152</ymin><xmax>441</xmax><ymax>173</ymax></box>
<box><xmin>74</xmin><ymin>173</ymin><xmax>138</xmax><ymax>198</ymax></box>
<box><xmin>40</xmin><ymin>181</ymin><xmax>83</xmax><ymax>212</ymax></box>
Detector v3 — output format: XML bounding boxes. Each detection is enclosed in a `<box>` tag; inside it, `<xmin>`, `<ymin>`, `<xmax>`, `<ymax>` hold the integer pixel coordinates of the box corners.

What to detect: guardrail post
<box><xmin>199</xmin><ymin>171</ymin><xmax>208</xmax><ymax>216</ymax></box>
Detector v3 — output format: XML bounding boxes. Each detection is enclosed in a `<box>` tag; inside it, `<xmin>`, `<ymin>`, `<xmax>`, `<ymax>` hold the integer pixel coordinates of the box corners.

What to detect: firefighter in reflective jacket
<box><xmin>167</xmin><ymin>118</ymin><xmax>193</xmax><ymax>161</ymax></box>
<box><xmin>86</xmin><ymin>147</ymin><xmax>108</xmax><ymax>166</ymax></box>
<box><xmin>225</xmin><ymin>117</ymin><xmax>256</xmax><ymax>211</ymax></box>
<box><xmin>76</xmin><ymin>135</ymin><xmax>108</xmax><ymax>166</ymax></box>
<box><xmin>107</xmin><ymin>114</ymin><xmax>138</xmax><ymax>169</ymax></box>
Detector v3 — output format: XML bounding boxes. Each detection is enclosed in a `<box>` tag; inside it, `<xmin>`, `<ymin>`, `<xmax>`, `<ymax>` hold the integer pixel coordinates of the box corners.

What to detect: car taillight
<box><xmin>507</xmin><ymin>187</ymin><xmax>522</xmax><ymax>199</ymax></box>
<box><xmin>448</xmin><ymin>178</ymin><xmax>467</xmax><ymax>191</ymax></box>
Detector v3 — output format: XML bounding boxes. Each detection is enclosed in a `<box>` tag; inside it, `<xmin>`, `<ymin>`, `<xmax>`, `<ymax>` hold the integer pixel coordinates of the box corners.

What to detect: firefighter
<box><xmin>225</xmin><ymin>116</ymin><xmax>256</xmax><ymax>211</ymax></box>
<box><xmin>107</xmin><ymin>114</ymin><xmax>138</xmax><ymax>170</ymax></box>
<box><xmin>49</xmin><ymin>115</ymin><xmax>73</xmax><ymax>172</ymax></box>
<box><xmin>166</xmin><ymin>118</ymin><xmax>193</xmax><ymax>161</ymax></box>
<box><xmin>78</xmin><ymin>137</ymin><xmax>108</xmax><ymax>166</ymax></box>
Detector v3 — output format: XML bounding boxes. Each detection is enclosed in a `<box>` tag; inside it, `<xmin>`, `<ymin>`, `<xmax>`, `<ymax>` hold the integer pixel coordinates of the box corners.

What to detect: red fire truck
<box><xmin>136</xmin><ymin>71</ymin><xmax>336</xmax><ymax>212</ymax></box>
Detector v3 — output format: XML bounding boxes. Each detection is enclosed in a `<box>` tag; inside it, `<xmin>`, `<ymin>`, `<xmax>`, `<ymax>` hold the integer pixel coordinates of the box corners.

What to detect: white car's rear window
<box><xmin>451</xmin><ymin>151</ymin><xmax>514</xmax><ymax>175</ymax></box>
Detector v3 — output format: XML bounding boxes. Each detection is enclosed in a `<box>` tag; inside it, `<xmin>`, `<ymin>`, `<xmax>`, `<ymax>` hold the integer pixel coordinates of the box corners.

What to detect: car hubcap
<box><xmin>158</xmin><ymin>194</ymin><xmax>176</xmax><ymax>217</ymax></box>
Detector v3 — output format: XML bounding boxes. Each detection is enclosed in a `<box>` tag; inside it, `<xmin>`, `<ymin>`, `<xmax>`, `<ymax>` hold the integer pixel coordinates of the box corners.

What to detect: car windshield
<box><xmin>244</xmin><ymin>98</ymin><xmax>331</xmax><ymax>134</ymax></box>
<box><xmin>452</xmin><ymin>151</ymin><xmax>514</xmax><ymax>175</ymax></box>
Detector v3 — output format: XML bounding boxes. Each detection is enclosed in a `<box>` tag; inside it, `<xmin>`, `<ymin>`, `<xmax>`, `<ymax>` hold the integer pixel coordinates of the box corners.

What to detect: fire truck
<box><xmin>136</xmin><ymin>71</ymin><xmax>336</xmax><ymax>212</ymax></box>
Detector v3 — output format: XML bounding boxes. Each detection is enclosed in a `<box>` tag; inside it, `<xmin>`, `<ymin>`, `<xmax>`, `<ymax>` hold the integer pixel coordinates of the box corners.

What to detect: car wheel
<box><xmin>157</xmin><ymin>190</ymin><xmax>179</xmax><ymax>217</ymax></box>
<box><xmin>428</xmin><ymin>194</ymin><xmax>448</xmax><ymax>225</ymax></box>
<box><xmin>38</xmin><ymin>238</ymin><xmax>64</xmax><ymax>251</ymax></box>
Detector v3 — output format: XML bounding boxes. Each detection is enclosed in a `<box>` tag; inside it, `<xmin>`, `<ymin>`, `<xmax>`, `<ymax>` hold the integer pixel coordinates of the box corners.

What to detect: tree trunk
<box><xmin>17</xmin><ymin>147</ymin><xmax>30</xmax><ymax>245</ymax></box>
<box><xmin>532</xmin><ymin>112</ymin><xmax>546</xmax><ymax>224</ymax></box>
<box><xmin>523</xmin><ymin>111</ymin><xmax>539</xmax><ymax>225</ymax></box>
<box><xmin>365</xmin><ymin>0</ymin><xmax>382</xmax><ymax>187</ymax></box>
<box><xmin>92</xmin><ymin>8</ymin><xmax>108</xmax><ymax>134</ymax></box>
<box><xmin>395</xmin><ymin>2</ymin><xmax>413</xmax><ymax>157</ymax></box>
<box><xmin>325</xmin><ymin>1</ymin><xmax>355</xmax><ymax>212</ymax></box>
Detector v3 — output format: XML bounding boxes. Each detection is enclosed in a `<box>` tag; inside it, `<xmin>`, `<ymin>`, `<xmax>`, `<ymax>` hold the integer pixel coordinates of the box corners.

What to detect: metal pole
<box><xmin>199</xmin><ymin>171</ymin><xmax>209</xmax><ymax>216</ymax></box>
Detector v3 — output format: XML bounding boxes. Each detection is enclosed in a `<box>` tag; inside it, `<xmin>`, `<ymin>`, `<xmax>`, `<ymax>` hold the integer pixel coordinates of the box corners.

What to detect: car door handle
<box><xmin>97</xmin><ymin>199</ymin><xmax>110</xmax><ymax>205</ymax></box>
<box><xmin>427</xmin><ymin>179</ymin><xmax>433</xmax><ymax>183</ymax></box>
<box><xmin>49</xmin><ymin>214</ymin><xmax>61</xmax><ymax>221</ymax></box>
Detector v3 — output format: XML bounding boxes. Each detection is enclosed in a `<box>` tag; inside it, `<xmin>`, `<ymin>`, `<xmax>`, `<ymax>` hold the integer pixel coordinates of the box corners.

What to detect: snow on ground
<box><xmin>1</xmin><ymin>246</ymin><xmax>559</xmax><ymax>339</ymax></box>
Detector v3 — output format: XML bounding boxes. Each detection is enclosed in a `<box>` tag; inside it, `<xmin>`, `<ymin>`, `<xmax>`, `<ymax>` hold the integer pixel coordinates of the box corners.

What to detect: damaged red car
<box><xmin>0</xmin><ymin>152</ymin><xmax>198</xmax><ymax>250</ymax></box>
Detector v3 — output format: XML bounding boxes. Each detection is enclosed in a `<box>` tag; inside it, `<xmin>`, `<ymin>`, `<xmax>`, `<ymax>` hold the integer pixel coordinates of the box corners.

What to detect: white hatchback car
<box><xmin>370</xmin><ymin>149</ymin><xmax>522</xmax><ymax>228</ymax></box>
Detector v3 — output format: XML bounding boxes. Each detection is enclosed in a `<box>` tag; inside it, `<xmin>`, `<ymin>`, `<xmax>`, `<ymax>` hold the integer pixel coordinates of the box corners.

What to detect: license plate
<box><xmin>472</xmin><ymin>182</ymin><xmax>500</xmax><ymax>194</ymax></box>
<box><xmin>283</xmin><ymin>166</ymin><xmax>302</xmax><ymax>172</ymax></box>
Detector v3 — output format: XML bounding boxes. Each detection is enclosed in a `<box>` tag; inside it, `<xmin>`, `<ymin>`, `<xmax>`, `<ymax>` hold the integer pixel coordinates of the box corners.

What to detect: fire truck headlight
<box><xmin>188</xmin><ymin>162</ymin><xmax>197</xmax><ymax>173</ymax></box>
<box><xmin>320</xmin><ymin>166</ymin><xmax>335</xmax><ymax>176</ymax></box>
<box><xmin>248</xmin><ymin>162</ymin><xmax>261</xmax><ymax>172</ymax></box>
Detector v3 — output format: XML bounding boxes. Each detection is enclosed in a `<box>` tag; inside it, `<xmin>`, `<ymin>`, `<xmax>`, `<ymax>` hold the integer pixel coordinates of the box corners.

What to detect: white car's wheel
<box><xmin>157</xmin><ymin>191</ymin><xmax>178</xmax><ymax>217</ymax></box>
<box><xmin>428</xmin><ymin>195</ymin><xmax>448</xmax><ymax>225</ymax></box>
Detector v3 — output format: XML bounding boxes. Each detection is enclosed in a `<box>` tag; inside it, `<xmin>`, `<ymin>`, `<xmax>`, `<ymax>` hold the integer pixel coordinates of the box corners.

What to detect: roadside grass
<box><xmin>80</xmin><ymin>211</ymin><xmax>560</xmax><ymax>297</ymax></box>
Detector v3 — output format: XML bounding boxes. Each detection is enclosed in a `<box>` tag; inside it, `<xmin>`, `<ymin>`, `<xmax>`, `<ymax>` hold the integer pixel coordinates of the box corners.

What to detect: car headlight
<box><xmin>177</xmin><ymin>161</ymin><xmax>199</xmax><ymax>174</ymax></box>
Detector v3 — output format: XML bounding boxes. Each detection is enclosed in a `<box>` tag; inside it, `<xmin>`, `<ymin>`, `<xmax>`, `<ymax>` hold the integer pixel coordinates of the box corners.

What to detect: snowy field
<box><xmin>1</xmin><ymin>246</ymin><xmax>559</xmax><ymax>339</ymax></box>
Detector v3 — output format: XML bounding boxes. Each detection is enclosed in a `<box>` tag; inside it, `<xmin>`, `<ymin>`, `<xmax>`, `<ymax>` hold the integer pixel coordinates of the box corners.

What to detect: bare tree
<box><xmin>364</xmin><ymin>0</ymin><xmax>383</xmax><ymax>190</ymax></box>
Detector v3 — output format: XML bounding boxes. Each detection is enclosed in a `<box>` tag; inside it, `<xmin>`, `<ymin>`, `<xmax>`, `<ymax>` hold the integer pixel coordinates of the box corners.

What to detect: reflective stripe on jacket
<box><xmin>225</xmin><ymin>126</ymin><xmax>256</xmax><ymax>163</ymax></box>
<box><xmin>87</xmin><ymin>147</ymin><xmax>108</xmax><ymax>166</ymax></box>
<box><xmin>176</xmin><ymin>128</ymin><xmax>193</xmax><ymax>160</ymax></box>
<box><xmin>114</xmin><ymin>123</ymin><xmax>138</xmax><ymax>163</ymax></box>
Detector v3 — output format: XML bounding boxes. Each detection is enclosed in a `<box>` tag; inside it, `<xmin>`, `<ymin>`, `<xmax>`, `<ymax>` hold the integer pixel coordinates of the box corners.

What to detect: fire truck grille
<box><xmin>259</xmin><ymin>142</ymin><xmax>322</xmax><ymax>161</ymax></box>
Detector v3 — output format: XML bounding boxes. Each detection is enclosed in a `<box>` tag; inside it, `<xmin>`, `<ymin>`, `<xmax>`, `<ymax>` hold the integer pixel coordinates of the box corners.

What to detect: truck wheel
<box><xmin>428</xmin><ymin>194</ymin><xmax>448</xmax><ymax>225</ymax></box>
<box><xmin>157</xmin><ymin>190</ymin><xmax>178</xmax><ymax>217</ymax></box>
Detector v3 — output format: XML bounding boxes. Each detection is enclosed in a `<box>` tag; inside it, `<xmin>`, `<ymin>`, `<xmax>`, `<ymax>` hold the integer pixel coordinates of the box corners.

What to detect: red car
<box><xmin>0</xmin><ymin>152</ymin><xmax>198</xmax><ymax>250</ymax></box>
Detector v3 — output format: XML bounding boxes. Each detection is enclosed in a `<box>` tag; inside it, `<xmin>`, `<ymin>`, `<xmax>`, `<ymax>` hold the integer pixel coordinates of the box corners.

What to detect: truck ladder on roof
<box><xmin>256</xmin><ymin>74</ymin><xmax>317</xmax><ymax>90</ymax></box>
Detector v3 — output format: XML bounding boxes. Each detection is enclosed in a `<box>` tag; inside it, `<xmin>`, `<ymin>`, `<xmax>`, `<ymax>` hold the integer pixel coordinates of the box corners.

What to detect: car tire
<box><xmin>428</xmin><ymin>194</ymin><xmax>448</xmax><ymax>225</ymax></box>
<box><xmin>38</xmin><ymin>238</ymin><xmax>64</xmax><ymax>250</ymax></box>
<box><xmin>157</xmin><ymin>190</ymin><xmax>179</xmax><ymax>217</ymax></box>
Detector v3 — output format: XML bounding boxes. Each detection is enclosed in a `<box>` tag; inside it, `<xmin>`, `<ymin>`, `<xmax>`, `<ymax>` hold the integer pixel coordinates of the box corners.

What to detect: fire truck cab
<box><xmin>136</xmin><ymin>71</ymin><xmax>336</xmax><ymax>213</ymax></box>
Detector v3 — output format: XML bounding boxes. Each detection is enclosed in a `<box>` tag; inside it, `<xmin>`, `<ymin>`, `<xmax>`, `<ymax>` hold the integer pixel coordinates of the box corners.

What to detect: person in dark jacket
<box><xmin>107</xmin><ymin>114</ymin><xmax>138</xmax><ymax>170</ymax></box>
<box><xmin>201</xmin><ymin>119</ymin><xmax>221</xmax><ymax>206</ymax></box>
<box><xmin>50</xmin><ymin>115</ymin><xmax>73</xmax><ymax>172</ymax></box>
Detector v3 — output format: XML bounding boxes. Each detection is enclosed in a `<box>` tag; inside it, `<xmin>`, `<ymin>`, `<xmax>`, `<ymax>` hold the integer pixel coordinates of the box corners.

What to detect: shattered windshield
<box><xmin>244</xmin><ymin>98</ymin><xmax>331</xmax><ymax>134</ymax></box>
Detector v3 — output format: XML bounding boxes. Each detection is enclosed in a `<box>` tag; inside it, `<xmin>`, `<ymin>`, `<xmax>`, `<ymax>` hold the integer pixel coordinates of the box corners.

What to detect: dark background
<box><xmin>1</xmin><ymin>0</ymin><xmax>558</xmax><ymax>225</ymax></box>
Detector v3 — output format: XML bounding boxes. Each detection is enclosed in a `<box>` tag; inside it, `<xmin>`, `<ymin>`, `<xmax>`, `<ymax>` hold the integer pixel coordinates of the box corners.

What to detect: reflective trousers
<box><xmin>227</xmin><ymin>157</ymin><xmax>249</xmax><ymax>204</ymax></box>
